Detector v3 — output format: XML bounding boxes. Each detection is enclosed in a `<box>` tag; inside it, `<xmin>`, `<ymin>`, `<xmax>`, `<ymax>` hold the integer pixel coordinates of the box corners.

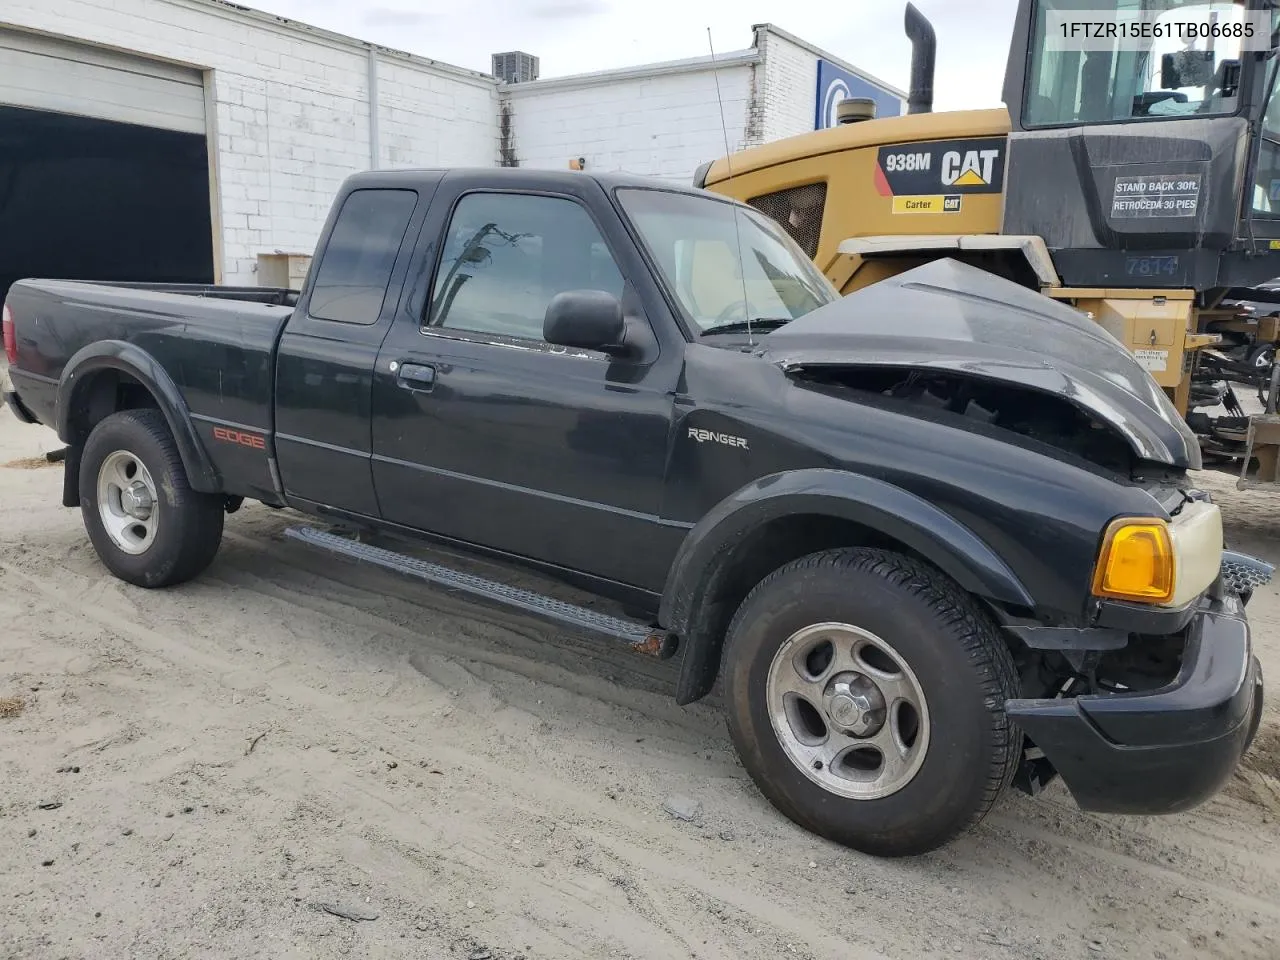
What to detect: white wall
<box><xmin>378</xmin><ymin>56</ymin><xmax>497</xmax><ymax>170</ymax></box>
<box><xmin>751</xmin><ymin>28</ymin><xmax>821</xmax><ymax>145</ymax></box>
<box><xmin>504</xmin><ymin>54</ymin><xmax>755</xmax><ymax>185</ymax></box>
<box><xmin>0</xmin><ymin>2</ymin><xmax>902</xmax><ymax>287</ymax></box>
<box><xmin>1</xmin><ymin>0</ymin><xmax>498</xmax><ymax>284</ymax></box>
<box><xmin>747</xmin><ymin>25</ymin><xmax>908</xmax><ymax>147</ymax></box>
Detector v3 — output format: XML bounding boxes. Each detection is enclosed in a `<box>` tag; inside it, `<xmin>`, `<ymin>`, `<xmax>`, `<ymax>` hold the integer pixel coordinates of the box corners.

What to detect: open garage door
<box><xmin>0</xmin><ymin>28</ymin><xmax>215</xmax><ymax>301</ymax></box>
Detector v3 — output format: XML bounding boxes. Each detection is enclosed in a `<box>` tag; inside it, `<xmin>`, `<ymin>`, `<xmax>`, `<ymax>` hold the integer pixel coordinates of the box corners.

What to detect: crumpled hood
<box><xmin>760</xmin><ymin>258</ymin><xmax>1200</xmax><ymax>469</ymax></box>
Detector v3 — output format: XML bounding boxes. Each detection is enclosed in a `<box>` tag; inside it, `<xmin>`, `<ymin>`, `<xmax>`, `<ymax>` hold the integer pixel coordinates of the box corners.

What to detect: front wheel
<box><xmin>722</xmin><ymin>548</ymin><xmax>1021</xmax><ymax>857</ymax></box>
<box><xmin>80</xmin><ymin>409</ymin><xmax>225</xmax><ymax>587</ymax></box>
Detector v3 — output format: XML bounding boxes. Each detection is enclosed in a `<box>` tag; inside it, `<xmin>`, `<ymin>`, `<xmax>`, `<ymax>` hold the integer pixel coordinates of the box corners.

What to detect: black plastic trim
<box><xmin>1007</xmin><ymin>596</ymin><xmax>1260</xmax><ymax>815</ymax></box>
<box><xmin>55</xmin><ymin>340</ymin><xmax>221</xmax><ymax>493</ymax></box>
<box><xmin>284</xmin><ymin>525</ymin><xmax>672</xmax><ymax>655</ymax></box>
<box><xmin>3</xmin><ymin>389</ymin><xmax>37</xmax><ymax>425</ymax></box>
<box><xmin>1007</xmin><ymin>625</ymin><xmax>1128</xmax><ymax>651</ymax></box>
<box><xmin>1093</xmin><ymin>596</ymin><xmax>1200</xmax><ymax>635</ymax></box>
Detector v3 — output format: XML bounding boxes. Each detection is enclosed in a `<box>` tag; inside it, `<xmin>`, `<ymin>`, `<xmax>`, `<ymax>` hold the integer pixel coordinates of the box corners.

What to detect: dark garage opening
<box><xmin>0</xmin><ymin>104</ymin><xmax>214</xmax><ymax>302</ymax></box>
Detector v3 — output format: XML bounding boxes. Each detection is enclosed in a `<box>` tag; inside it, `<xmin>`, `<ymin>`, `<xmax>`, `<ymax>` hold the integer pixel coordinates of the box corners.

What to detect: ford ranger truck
<box><xmin>2</xmin><ymin>168</ymin><xmax>1268</xmax><ymax>856</ymax></box>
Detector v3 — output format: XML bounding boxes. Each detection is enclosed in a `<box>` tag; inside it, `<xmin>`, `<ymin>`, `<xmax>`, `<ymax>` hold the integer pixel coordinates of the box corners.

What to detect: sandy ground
<box><xmin>1</xmin><ymin>402</ymin><xmax>1278</xmax><ymax>960</ymax></box>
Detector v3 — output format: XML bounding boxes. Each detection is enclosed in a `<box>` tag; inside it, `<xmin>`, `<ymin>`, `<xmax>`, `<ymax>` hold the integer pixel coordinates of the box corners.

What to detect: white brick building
<box><xmin>0</xmin><ymin>0</ymin><xmax>902</xmax><ymax>294</ymax></box>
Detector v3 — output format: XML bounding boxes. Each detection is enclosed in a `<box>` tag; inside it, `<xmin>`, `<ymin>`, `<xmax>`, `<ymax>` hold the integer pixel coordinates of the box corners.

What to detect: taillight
<box><xmin>2</xmin><ymin>303</ymin><xmax>15</xmax><ymax>364</ymax></box>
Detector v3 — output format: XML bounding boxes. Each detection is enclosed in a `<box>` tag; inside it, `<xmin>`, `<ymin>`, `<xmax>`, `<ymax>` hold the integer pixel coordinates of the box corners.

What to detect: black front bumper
<box><xmin>1007</xmin><ymin>594</ymin><xmax>1263</xmax><ymax>815</ymax></box>
<box><xmin>3</xmin><ymin>388</ymin><xmax>39</xmax><ymax>424</ymax></box>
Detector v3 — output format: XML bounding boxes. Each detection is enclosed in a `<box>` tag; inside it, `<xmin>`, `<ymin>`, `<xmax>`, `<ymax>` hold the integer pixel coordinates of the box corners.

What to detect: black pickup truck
<box><xmin>2</xmin><ymin>168</ymin><xmax>1270</xmax><ymax>856</ymax></box>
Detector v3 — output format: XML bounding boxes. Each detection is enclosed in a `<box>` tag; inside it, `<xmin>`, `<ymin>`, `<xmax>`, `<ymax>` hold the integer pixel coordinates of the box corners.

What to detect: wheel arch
<box><xmin>56</xmin><ymin>341</ymin><xmax>220</xmax><ymax>506</ymax></box>
<box><xmin>660</xmin><ymin>469</ymin><xmax>1034</xmax><ymax>705</ymax></box>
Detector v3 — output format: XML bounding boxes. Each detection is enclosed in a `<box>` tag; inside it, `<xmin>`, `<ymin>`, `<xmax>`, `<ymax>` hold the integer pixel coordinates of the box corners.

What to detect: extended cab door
<box><xmin>369</xmin><ymin>172</ymin><xmax>687</xmax><ymax>592</ymax></box>
<box><xmin>274</xmin><ymin>179</ymin><xmax>437</xmax><ymax>515</ymax></box>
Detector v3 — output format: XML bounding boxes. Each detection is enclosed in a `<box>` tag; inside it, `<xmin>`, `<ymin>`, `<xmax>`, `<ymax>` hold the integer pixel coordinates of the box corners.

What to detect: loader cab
<box><xmin>1001</xmin><ymin>0</ymin><xmax>1280</xmax><ymax>291</ymax></box>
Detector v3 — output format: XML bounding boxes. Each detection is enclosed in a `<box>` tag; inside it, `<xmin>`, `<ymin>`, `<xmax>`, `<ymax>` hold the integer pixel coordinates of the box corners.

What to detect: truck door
<box><xmin>370</xmin><ymin>174</ymin><xmax>686</xmax><ymax>592</ymax></box>
<box><xmin>274</xmin><ymin>182</ymin><xmax>433</xmax><ymax>516</ymax></box>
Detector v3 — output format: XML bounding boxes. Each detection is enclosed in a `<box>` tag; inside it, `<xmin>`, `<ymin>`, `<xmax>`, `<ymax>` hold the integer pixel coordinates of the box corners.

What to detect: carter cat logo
<box><xmin>688</xmin><ymin>427</ymin><xmax>748</xmax><ymax>450</ymax></box>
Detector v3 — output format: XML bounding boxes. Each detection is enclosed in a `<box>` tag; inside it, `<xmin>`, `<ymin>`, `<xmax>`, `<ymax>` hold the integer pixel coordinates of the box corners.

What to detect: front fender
<box><xmin>57</xmin><ymin>341</ymin><xmax>220</xmax><ymax>494</ymax></box>
<box><xmin>661</xmin><ymin>468</ymin><xmax>1033</xmax><ymax>704</ymax></box>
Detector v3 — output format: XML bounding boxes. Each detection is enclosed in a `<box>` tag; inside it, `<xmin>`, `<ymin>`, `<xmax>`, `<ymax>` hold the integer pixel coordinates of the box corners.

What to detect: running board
<box><xmin>283</xmin><ymin>526</ymin><xmax>676</xmax><ymax>658</ymax></box>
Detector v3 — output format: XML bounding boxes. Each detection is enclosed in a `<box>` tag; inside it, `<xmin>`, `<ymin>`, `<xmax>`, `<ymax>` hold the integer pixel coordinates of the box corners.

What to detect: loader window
<box><xmin>1024</xmin><ymin>1</ymin><xmax>1248</xmax><ymax>127</ymax></box>
<box><xmin>1250</xmin><ymin>56</ymin><xmax>1280</xmax><ymax>214</ymax></box>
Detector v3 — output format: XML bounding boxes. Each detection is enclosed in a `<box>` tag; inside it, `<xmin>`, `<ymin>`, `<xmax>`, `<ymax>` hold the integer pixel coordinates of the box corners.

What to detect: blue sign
<box><xmin>815</xmin><ymin>59</ymin><xmax>903</xmax><ymax>129</ymax></box>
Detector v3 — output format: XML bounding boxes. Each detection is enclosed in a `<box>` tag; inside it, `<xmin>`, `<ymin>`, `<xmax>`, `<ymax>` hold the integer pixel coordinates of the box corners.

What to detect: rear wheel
<box><xmin>722</xmin><ymin>547</ymin><xmax>1021</xmax><ymax>857</ymax></box>
<box><xmin>80</xmin><ymin>409</ymin><xmax>224</xmax><ymax>587</ymax></box>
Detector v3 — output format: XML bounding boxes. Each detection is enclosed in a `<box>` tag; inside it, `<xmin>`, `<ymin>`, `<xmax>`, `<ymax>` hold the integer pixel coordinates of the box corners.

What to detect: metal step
<box><xmin>283</xmin><ymin>526</ymin><xmax>673</xmax><ymax>657</ymax></box>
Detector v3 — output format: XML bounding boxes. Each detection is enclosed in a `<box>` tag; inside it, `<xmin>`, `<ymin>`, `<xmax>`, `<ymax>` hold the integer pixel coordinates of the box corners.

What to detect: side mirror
<box><xmin>544</xmin><ymin>289</ymin><xmax>627</xmax><ymax>354</ymax></box>
<box><xmin>1161</xmin><ymin>50</ymin><xmax>1215</xmax><ymax>90</ymax></box>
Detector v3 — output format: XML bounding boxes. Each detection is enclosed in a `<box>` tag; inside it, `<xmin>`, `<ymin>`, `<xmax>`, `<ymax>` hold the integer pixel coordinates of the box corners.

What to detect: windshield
<box><xmin>1024</xmin><ymin>0</ymin><xmax>1260</xmax><ymax>126</ymax></box>
<box><xmin>615</xmin><ymin>188</ymin><xmax>838</xmax><ymax>335</ymax></box>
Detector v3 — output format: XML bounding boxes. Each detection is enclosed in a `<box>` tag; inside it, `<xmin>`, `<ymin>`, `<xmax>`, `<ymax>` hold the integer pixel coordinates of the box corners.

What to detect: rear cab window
<box><xmin>308</xmin><ymin>189</ymin><xmax>418</xmax><ymax>325</ymax></box>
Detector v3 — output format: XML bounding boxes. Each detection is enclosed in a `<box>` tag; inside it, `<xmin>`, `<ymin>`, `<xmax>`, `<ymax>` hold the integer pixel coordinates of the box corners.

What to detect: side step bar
<box><xmin>283</xmin><ymin>526</ymin><xmax>677</xmax><ymax>658</ymax></box>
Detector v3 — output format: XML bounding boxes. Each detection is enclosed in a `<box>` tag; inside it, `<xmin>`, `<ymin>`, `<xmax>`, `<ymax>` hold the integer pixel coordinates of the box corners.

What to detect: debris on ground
<box><xmin>0</xmin><ymin>697</ymin><xmax>24</xmax><ymax>718</ymax></box>
<box><xmin>662</xmin><ymin>795</ymin><xmax>700</xmax><ymax>822</ymax></box>
<box><xmin>0</xmin><ymin>456</ymin><xmax>59</xmax><ymax>470</ymax></box>
<box><xmin>318</xmin><ymin>902</ymin><xmax>380</xmax><ymax>922</ymax></box>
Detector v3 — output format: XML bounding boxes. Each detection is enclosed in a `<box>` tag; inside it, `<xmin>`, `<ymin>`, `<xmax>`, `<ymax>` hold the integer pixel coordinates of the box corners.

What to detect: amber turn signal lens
<box><xmin>1091</xmin><ymin>518</ymin><xmax>1176</xmax><ymax>604</ymax></box>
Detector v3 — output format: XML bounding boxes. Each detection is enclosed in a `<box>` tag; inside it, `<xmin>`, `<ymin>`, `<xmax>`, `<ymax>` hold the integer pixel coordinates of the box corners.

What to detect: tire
<box><xmin>1248</xmin><ymin>342</ymin><xmax>1275</xmax><ymax>371</ymax></box>
<box><xmin>79</xmin><ymin>409</ymin><xmax>224</xmax><ymax>588</ymax></box>
<box><xmin>722</xmin><ymin>547</ymin><xmax>1021</xmax><ymax>857</ymax></box>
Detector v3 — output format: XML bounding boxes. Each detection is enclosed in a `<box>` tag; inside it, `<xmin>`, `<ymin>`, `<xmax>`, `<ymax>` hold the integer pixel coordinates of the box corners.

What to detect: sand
<box><xmin>1</xmin><ymin>401</ymin><xmax>1278</xmax><ymax>960</ymax></box>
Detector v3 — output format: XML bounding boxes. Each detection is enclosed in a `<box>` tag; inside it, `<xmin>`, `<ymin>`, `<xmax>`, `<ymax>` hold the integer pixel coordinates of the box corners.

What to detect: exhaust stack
<box><xmin>836</xmin><ymin>98</ymin><xmax>876</xmax><ymax>124</ymax></box>
<box><xmin>904</xmin><ymin>2</ymin><xmax>936</xmax><ymax>115</ymax></box>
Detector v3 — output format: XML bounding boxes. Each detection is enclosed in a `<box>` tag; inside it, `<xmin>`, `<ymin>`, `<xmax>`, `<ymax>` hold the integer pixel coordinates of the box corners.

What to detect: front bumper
<box><xmin>1007</xmin><ymin>594</ymin><xmax>1263</xmax><ymax>815</ymax></box>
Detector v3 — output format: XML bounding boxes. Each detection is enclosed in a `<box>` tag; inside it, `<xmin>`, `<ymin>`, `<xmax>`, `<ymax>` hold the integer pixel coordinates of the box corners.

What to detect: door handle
<box><xmin>394</xmin><ymin>361</ymin><xmax>435</xmax><ymax>388</ymax></box>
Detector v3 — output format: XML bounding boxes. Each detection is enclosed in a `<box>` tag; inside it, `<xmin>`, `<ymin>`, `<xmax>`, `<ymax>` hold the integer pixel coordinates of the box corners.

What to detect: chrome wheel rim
<box><xmin>766</xmin><ymin>622</ymin><xmax>931</xmax><ymax>800</ymax></box>
<box><xmin>96</xmin><ymin>450</ymin><xmax>159</xmax><ymax>555</ymax></box>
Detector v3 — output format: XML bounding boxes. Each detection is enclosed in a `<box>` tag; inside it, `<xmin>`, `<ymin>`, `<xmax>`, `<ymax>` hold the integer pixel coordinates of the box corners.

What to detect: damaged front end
<box><xmin>758</xmin><ymin>260</ymin><xmax>1270</xmax><ymax>813</ymax></box>
<box><xmin>760</xmin><ymin>258</ymin><xmax>1201</xmax><ymax>473</ymax></box>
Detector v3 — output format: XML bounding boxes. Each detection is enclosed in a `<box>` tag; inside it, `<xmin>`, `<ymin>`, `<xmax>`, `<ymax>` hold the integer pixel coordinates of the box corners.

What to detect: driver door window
<box><xmin>425</xmin><ymin>192</ymin><xmax>625</xmax><ymax>342</ymax></box>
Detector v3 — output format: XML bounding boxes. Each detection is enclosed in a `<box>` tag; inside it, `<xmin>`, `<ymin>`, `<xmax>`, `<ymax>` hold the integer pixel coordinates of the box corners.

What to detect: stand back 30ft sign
<box><xmin>815</xmin><ymin>59</ymin><xmax>903</xmax><ymax>129</ymax></box>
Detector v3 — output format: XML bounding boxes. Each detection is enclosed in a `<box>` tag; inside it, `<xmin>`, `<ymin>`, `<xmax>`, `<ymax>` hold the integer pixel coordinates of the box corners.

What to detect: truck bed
<box><xmin>5</xmin><ymin>279</ymin><xmax>294</xmax><ymax>433</ymax></box>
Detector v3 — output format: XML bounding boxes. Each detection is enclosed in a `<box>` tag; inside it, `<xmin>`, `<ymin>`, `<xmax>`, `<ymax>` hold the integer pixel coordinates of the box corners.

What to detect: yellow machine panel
<box><xmin>703</xmin><ymin>109</ymin><xmax>1011</xmax><ymax>277</ymax></box>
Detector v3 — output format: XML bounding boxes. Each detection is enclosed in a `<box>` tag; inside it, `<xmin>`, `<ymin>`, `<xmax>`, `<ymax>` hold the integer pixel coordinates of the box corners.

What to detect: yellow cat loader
<box><xmin>697</xmin><ymin>0</ymin><xmax>1280</xmax><ymax>485</ymax></box>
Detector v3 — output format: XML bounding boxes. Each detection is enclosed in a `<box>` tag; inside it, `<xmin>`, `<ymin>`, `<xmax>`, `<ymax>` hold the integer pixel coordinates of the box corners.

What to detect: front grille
<box><xmin>1221</xmin><ymin>550</ymin><xmax>1275</xmax><ymax>595</ymax></box>
<box><xmin>746</xmin><ymin>183</ymin><xmax>827</xmax><ymax>258</ymax></box>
